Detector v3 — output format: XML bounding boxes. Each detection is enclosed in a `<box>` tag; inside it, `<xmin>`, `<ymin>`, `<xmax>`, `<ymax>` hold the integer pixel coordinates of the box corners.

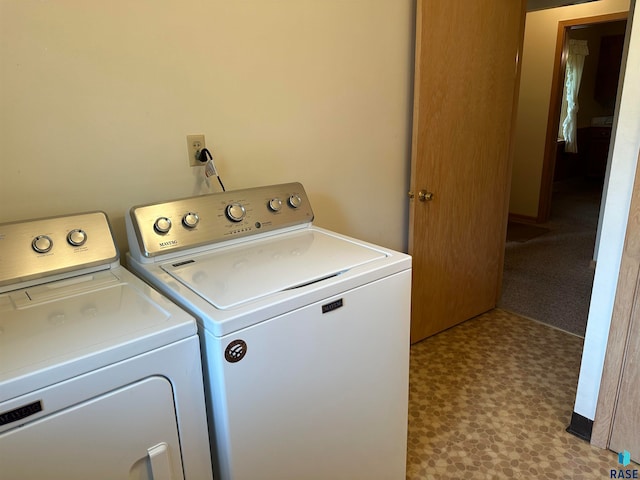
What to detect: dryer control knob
<box><xmin>288</xmin><ymin>194</ymin><xmax>302</xmax><ymax>208</ymax></box>
<box><xmin>226</xmin><ymin>203</ymin><xmax>246</xmax><ymax>222</ymax></box>
<box><xmin>182</xmin><ymin>212</ymin><xmax>199</xmax><ymax>228</ymax></box>
<box><xmin>32</xmin><ymin>235</ymin><xmax>53</xmax><ymax>253</ymax></box>
<box><xmin>268</xmin><ymin>198</ymin><xmax>282</xmax><ymax>212</ymax></box>
<box><xmin>67</xmin><ymin>229</ymin><xmax>87</xmax><ymax>247</ymax></box>
<box><xmin>154</xmin><ymin>217</ymin><xmax>172</xmax><ymax>234</ymax></box>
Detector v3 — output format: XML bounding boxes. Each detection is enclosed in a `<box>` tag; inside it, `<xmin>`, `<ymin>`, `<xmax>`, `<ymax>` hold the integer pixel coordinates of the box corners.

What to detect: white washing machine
<box><xmin>0</xmin><ymin>211</ymin><xmax>213</xmax><ymax>480</ymax></box>
<box><xmin>125</xmin><ymin>182</ymin><xmax>412</xmax><ymax>480</ymax></box>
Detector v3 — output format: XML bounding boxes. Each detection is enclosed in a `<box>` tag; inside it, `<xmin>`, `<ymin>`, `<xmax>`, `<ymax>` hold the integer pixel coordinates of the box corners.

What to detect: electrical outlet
<box><xmin>186</xmin><ymin>134</ymin><xmax>206</xmax><ymax>167</ymax></box>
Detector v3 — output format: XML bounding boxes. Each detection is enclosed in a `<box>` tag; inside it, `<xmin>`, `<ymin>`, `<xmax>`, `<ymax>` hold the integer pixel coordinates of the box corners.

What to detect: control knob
<box><xmin>182</xmin><ymin>212</ymin><xmax>199</xmax><ymax>229</ymax></box>
<box><xmin>67</xmin><ymin>229</ymin><xmax>87</xmax><ymax>246</ymax></box>
<box><xmin>288</xmin><ymin>194</ymin><xmax>302</xmax><ymax>208</ymax></box>
<box><xmin>268</xmin><ymin>198</ymin><xmax>282</xmax><ymax>212</ymax></box>
<box><xmin>154</xmin><ymin>217</ymin><xmax>172</xmax><ymax>234</ymax></box>
<box><xmin>226</xmin><ymin>203</ymin><xmax>246</xmax><ymax>223</ymax></box>
<box><xmin>32</xmin><ymin>235</ymin><xmax>53</xmax><ymax>254</ymax></box>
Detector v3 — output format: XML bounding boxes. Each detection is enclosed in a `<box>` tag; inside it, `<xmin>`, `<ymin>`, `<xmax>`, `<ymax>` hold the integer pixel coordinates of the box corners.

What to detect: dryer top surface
<box><xmin>0</xmin><ymin>267</ymin><xmax>196</xmax><ymax>401</ymax></box>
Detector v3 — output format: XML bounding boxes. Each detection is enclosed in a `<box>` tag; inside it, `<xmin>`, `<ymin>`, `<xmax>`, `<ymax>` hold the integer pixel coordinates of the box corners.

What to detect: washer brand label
<box><xmin>322</xmin><ymin>298</ymin><xmax>343</xmax><ymax>314</ymax></box>
<box><xmin>0</xmin><ymin>400</ymin><xmax>43</xmax><ymax>426</ymax></box>
<box><xmin>172</xmin><ymin>259</ymin><xmax>195</xmax><ymax>267</ymax></box>
<box><xmin>159</xmin><ymin>239</ymin><xmax>178</xmax><ymax>248</ymax></box>
<box><xmin>225</xmin><ymin>339</ymin><xmax>247</xmax><ymax>363</ymax></box>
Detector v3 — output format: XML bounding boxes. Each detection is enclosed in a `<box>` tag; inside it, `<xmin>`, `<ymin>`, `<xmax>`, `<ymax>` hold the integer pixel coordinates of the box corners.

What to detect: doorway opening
<box><xmin>499</xmin><ymin>14</ymin><xmax>627</xmax><ymax>337</ymax></box>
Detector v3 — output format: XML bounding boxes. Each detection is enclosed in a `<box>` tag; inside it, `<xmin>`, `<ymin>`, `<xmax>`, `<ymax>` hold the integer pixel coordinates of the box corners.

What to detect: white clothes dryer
<box><xmin>125</xmin><ymin>183</ymin><xmax>412</xmax><ymax>480</ymax></box>
<box><xmin>0</xmin><ymin>212</ymin><xmax>213</xmax><ymax>480</ymax></box>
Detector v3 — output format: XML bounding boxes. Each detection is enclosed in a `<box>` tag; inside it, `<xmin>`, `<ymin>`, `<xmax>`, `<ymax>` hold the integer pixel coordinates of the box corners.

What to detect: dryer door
<box><xmin>0</xmin><ymin>376</ymin><xmax>184</xmax><ymax>480</ymax></box>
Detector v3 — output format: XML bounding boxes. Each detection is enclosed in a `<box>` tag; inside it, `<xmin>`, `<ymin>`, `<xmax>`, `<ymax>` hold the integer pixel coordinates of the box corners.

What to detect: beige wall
<box><xmin>0</xmin><ymin>1</ymin><xmax>415</xmax><ymax>254</ymax></box>
<box><xmin>510</xmin><ymin>0</ymin><xmax>629</xmax><ymax>218</ymax></box>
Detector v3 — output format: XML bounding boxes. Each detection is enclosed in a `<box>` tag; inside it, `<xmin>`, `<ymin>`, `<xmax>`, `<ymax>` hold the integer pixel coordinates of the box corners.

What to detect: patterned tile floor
<box><xmin>406</xmin><ymin>309</ymin><xmax>619</xmax><ymax>479</ymax></box>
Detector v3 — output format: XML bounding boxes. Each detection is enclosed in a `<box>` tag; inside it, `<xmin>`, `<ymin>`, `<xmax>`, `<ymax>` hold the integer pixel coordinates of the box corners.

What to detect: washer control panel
<box><xmin>129</xmin><ymin>182</ymin><xmax>314</xmax><ymax>258</ymax></box>
<box><xmin>0</xmin><ymin>212</ymin><xmax>119</xmax><ymax>289</ymax></box>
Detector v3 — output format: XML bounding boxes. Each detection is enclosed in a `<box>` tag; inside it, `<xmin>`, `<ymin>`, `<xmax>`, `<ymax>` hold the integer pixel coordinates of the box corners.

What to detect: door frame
<box><xmin>591</xmin><ymin>151</ymin><xmax>640</xmax><ymax>449</ymax></box>
<box><xmin>537</xmin><ymin>12</ymin><xmax>628</xmax><ymax>223</ymax></box>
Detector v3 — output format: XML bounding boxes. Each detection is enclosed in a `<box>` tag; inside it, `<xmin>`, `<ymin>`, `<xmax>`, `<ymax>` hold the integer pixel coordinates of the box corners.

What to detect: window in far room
<box><xmin>558</xmin><ymin>39</ymin><xmax>589</xmax><ymax>152</ymax></box>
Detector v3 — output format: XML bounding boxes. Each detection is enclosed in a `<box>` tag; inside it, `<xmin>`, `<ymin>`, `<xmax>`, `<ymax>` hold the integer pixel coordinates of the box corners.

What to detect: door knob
<box><xmin>408</xmin><ymin>190</ymin><xmax>434</xmax><ymax>202</ymax></box>
<box><xmin>418</xmin><ymin>190</ymin><xmax>434</xmax><ymax>202</ymax></box>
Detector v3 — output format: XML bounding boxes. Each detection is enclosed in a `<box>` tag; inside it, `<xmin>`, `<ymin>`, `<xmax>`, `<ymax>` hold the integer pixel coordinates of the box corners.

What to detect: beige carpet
<box><xmin>499</xmin><ymin>178</ymin><xmax>601</xmax><ymax>337</ymax></box>
<box><xmin>406</xmin><ymin>309</ymin><xmax>618</xmax><ymax>479</ymax></box>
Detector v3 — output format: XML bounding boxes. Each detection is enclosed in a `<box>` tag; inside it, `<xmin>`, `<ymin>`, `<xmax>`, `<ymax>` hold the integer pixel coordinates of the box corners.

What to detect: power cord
<box><xmin>198</xmin><ymin>148</ymin><xmax>226</xmax><ymax>192</ymax></box>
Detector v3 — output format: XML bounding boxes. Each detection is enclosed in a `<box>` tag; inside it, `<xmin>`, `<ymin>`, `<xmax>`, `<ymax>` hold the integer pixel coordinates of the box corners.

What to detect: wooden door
<box><xmin>609</xmin><ymin>282</ymin><xmax>640</xmax><ymax>462</ymax></box>
<box><xmin>408</xmin><ymin>0</ymin><xmax>526</xmax><ymax>343</ymax></box>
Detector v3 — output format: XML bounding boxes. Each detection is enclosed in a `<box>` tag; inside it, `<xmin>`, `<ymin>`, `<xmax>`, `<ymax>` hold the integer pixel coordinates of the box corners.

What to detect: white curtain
<box><xmin>558</xmin><ymin>39</ymin><xmax>589</xmax><ymax>153</ymax></box>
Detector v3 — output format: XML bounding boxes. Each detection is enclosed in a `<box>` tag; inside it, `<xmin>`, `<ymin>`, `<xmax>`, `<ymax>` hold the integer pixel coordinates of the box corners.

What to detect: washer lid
<box><xmin>160</xmin><ymin>229</ymin><xmax>387</xmax><ymax>310</ymax></box>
